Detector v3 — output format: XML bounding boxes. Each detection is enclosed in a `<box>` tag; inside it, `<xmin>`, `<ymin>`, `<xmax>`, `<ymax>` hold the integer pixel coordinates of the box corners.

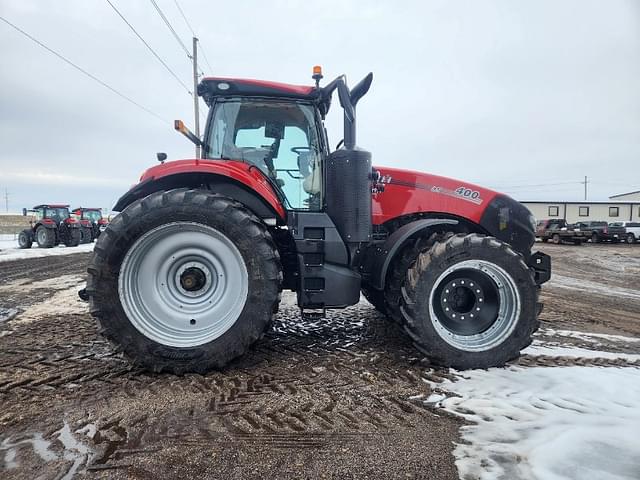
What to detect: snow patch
<box><xmin>523</xmin><ymin>340</ymin><xmax>640</xmax><ymax>362</ymax></box>
<box><xmin>10</xmin><ymin>284</ymin><xmax>88</xmax><ymax>326</ymax></box>
<box><xmin>428</xmin><ymin>366</ymin><xmax>640</xmax><ymax>480</ymax></box>
<box><xmin>548</xmin><ymin>274</ymin><xmax>640</xmax><ymax>300</ymax></box>
<box><xmin>0</xmin><ymin>274</ymin><xmax>85</xmax><ymax>294</ymax></box>
<box><xmin>0</xmin><ymin>234</ymin><xmax>94</xmax><ymax>263</ymax></box>
<box><xmin>539</xmin><ymin>328</ymin><xmax>640</xmax><ymax>344</ymax></box>
<box><xmin>0</xmin><ymin>422</ymin><xmax>94</xmax><ymax>477</ymax></box>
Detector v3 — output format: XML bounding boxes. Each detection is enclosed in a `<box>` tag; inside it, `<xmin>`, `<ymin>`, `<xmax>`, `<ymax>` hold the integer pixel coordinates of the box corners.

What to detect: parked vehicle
<box><xmin>535</xmin><ymin>219</ymin><xmax>586</xmax><ymax>245</ymax></box>
<box><xmin>84</xmin><ymin>68</ymin><xmax>551</xmax><ymax>373</ymax></box>
<box><xmin>609</xmin><ymin>221</ymin><xmax>640</xmax><ymax>244</ymax></box>
<box><xmin>575</xmin><ymin>221</ymin><xmax>625</xmax><ymax>243</ymax></box>
<box><xmin>72</xmin><ymin>207</ymin><xmax>108</xmax><ymax>241</ymax></box>
<box><xmin>18</xmin><ymin>204</ymin><xmax>81</xmax><ymax>248</ymax></box>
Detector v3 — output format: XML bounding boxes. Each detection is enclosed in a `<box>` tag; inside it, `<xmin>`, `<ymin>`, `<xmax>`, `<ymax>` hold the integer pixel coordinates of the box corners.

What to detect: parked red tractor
<box><xmin>19</xmin><ymin>204</ymin><xmax>81</xmax><ymax>248</ymax></box>
<box><xmin>85</xmin><ymin>68</ymin><xmax>551</xmax><ymax>373</ymax></box>
<box><xmin>72</xmin><ymin>207</ymin><xmax>108</xmax><ymax>243</ymax></box>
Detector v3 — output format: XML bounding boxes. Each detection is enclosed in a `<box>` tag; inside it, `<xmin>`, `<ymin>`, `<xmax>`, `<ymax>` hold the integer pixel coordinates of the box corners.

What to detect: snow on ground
<box><xmin>426</xmin><ymin>366</ymin><xmax>640</xmax><ymax>480</ymax></box>
<box><xmin>540</xmin><ymin>328</ymin><xmax>640</xmax><ymax>344</ymax></box>
<box><xmin>523</xmin><ymin>340</ymin><xmax>640</xmax><ymax>361</ymax></box>
<box><xmin>548</xmin><ymin>273</ymin><xmax>640</xmax><ymax>300</ymax></box>
<box><xmin>0</xmin><ymin>234</ymin><xmax>94</xmax><ymax>262</ymax></box>
<box><xmin>422</xmin><ymin>339</ymin><xmax>640</xmax><ymax>480</ymax></box>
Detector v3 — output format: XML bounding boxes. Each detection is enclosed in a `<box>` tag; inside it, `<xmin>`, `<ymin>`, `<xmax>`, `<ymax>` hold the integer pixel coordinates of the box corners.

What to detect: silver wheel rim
<box><xmin>118</xmin><ymin>222</ymin><xmax>249</xmax><ymax>347</ymax></box>
<box><xmin>428</xmin><ymin>259</ymin><xmax>521</xmax><ymax>352</ymax></box>
<box><xmin>37</xmin><ymin>228</ymin><xmax>47</xmax><ymax>244</ymax></box>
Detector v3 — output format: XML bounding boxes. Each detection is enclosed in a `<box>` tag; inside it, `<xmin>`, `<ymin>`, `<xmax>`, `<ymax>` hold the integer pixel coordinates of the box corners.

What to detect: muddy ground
<box><xmin>0</xmin><ymin>243</ymin><xmax>639</xmax><ymax>479</ymax></box>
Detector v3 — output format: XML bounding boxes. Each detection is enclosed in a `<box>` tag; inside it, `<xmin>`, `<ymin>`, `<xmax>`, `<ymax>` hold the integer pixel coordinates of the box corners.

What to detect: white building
<box><xmin>609</xmin><ymin>190</ymin><xmax>640</xmax><ymax>202</ymax></box>
<box><xmin>522</xmin><ymin>200</ymin><xmax>640</xmax><ymax>223</ymax></box>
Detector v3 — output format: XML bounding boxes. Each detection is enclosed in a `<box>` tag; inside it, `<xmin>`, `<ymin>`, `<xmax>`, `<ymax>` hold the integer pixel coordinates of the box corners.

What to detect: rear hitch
<box><xmin>78</xmin><ymin>288</ymin><xmax>89</xmax><ymax>302</ymax></box>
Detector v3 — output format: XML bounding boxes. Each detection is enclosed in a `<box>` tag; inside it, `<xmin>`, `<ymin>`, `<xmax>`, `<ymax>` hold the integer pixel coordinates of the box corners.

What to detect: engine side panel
<box><xmin>372</xmin><ymin>166</ymin><xmax>499</xmax><ymax>225</ymax></box>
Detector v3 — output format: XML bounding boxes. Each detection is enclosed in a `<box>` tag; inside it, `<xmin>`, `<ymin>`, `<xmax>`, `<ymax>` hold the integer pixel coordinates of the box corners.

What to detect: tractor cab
<box><xmin>195</xmin><ymin>69</ymin><xmax>373</xmax><ymax>213</ymax></box>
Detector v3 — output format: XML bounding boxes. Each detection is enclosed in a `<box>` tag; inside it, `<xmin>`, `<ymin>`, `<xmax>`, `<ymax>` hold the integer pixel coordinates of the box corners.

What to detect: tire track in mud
<box><xmin>2</xmin><ymin>247</ymin><xmax>639</xmax><ymax>478</ymax></box>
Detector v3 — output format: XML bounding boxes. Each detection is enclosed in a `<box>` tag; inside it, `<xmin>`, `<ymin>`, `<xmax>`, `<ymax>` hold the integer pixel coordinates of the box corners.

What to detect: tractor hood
<box><xmin>372</xmin><ymin>166</ymin><xmax>536</xmax><ymax>258</ymax></box>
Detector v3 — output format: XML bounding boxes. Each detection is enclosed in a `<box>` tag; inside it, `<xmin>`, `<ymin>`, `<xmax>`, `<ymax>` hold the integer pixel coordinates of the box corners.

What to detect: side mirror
<box><xmin>22</xmin><ymin>208</ymin><xmax>27</xmax><ymax>216</ymax></box>
<box><xmin>265</xmin><ymin>121</ymin><xmax>284</xmax><ymax>140</ymax></box>
<box><xmin>157</xmin><ymin>152</ymin><xmax>167</xmax><ymax>163</ymax></box>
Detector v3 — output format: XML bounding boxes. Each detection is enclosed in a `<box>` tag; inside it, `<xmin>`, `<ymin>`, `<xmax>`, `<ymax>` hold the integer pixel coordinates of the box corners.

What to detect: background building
<box><xmin>522</xmin><ymin>200</ymin><xmax>640</xmax><ymax>223</ymax></box>
<box><xmin>609</xmin><ymin>190</ymin><xmax>640</xmax><ymax>202</ymax></box>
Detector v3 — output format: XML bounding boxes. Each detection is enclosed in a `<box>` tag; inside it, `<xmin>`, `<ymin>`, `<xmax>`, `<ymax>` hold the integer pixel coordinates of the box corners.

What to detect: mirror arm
<box><xmin>174</xmin><ymin>120</ymin><xmax>204</xmax><ymax>147</ymax></box>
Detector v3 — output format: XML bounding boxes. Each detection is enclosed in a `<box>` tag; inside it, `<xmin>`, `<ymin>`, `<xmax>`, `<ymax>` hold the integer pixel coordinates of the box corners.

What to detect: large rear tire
<box><xmin>18</xmin><ymin>230</ymin><xmax>33</xmax><ymax>249</ymax></box>
<box><xmin>36</xmin><ymin>226</ymin><xmax>55</xmax><ymax>248</ymax></box>
<box><xmin>80</xmin><ymin>227</ymin><xmax>93</xmax><ymax>244</ymax></box>
<box><xmin>63</xmin><ymin>228</ymin><xmax>81</xmax><ymax>247</ymax></box>
<box><xmin>86</xmin><ymin>189</ymin><xmax>282</xmax><ymax>374</ymax></box>
<box><xmin>401</xmin><ymin>234</ymin><xmax>538</xmax><ymax>369</ymax></box>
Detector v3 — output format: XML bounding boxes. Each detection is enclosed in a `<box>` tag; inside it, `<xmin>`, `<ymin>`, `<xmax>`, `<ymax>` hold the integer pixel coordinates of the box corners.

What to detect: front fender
<box><xmin>369</xmin><ymin>218</ymin><xmax>458</xmax><ymax>290</ymax></box>
<box><xmin>114</xmin><ymin>159</ymin><xmax>286</xmax><ymax>220</ymax></box>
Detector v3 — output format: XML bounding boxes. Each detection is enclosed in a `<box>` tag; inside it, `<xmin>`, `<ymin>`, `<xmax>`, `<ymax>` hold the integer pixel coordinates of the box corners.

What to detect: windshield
<box><xmin>205</xmin><ymin>98</ymin><xmax>323</xmax><ymax>210</ymax></box>
<box><xmin>83</xmin><ymin>210</ymin><xmax>102</xmax><ymax>222</ymax></box>
<box><xmin>45</xmin><ymin>208</ymin><xmax>69</xmax><ymax>221</ymax></box>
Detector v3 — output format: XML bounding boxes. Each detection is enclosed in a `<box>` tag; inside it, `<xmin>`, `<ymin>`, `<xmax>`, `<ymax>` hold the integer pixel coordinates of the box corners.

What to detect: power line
<box><xmin>0</xmin><ymin>15</ymin><xmax>168</xmax><ymax>124</ymax></box>
<box><xmin>172</xmin><ymin>0</ymin><xmax>213</xmax><ymax>73</ymax></box>
<box><xmin>149</xmin><ymin>0</ymin><xmax>192</xmax><ymax>59</ymax></box>
<box><xmin>105</xmin><ymin>0</ymin><xmax>192</xmax><ymax>95</ymax></box>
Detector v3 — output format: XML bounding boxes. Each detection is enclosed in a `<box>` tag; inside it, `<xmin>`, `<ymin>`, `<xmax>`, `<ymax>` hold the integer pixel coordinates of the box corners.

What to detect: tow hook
<box><xmin>78</xmin><ymin>288</ymin><xmax>89</xmax><ymax>302</ymax></box>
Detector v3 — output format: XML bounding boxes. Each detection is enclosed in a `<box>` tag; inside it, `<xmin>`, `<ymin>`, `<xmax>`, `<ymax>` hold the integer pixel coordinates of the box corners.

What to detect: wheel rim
<box><xmin>37</xmin><ymin>229</ymin><xmax>47</xmax><ymax>244</ymax></box>
<box><xmin>118</xmin><ymin>222</ymin><xmax>249</xmax><ymax>347</ymax></box>
<box><xmin>628</xmin><ymin>234</ymin><xmax>635</xmax><ymax>244</ymax></box>
<box><xmin>428</xmin><ymin>260</ymin><xmax>521</xmax><ymax>352</ymax></box>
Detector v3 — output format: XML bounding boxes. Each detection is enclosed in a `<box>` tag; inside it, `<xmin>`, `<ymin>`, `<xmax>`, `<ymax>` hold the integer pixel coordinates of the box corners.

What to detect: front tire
<box><xmin>18</xmin><ymin>230</ymin><xmax>33</xmax><ymax>249</ymax></box>
<box><xmin>627</xmin><ymin>233</ymin><xmax>636</xmax><ymax>244</ymax></box>
<box><xmin>401</xmin><ymin>234</ymin><xmax>538</xmax><ymax>369</ymax></box>
<box><xmin>86</xmin><ymin>189</ymin><xmax>282</xmax><ymax>374</ymax></box>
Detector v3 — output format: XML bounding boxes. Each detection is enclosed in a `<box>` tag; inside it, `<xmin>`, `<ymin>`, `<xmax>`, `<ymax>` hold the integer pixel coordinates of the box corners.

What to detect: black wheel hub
<box><xmin>433</xmin><ymin>269</ymin><xmax>500</xmax><ymax>336</ymax></box>
<box><xmin>180</xmin><ymin>267</ymin><xmax>207</xmax><ymax>292</ymax></box>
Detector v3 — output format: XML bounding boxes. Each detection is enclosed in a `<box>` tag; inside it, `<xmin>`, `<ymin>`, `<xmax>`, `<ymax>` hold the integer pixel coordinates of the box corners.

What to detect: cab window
<box><xmin>206</xmin><ymin>99</ymin><xmax>322</xmax><ymax>210</ymax></box>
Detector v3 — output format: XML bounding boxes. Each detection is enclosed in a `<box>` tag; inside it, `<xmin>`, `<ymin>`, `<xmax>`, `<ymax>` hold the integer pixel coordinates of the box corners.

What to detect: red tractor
<box><xmin>71</xmin><ymin>207</ymin><xmax>108</xmax><ymax>243</ymax></box>
<box><xmin>85</xmin><ymin>68</ymin><xmax>550</xmax><ymax>373</ymax></box>
<box><xmin>19</xmin><ymin>204</ymin><xmax>81</xmax><ymax>248</ymax></box>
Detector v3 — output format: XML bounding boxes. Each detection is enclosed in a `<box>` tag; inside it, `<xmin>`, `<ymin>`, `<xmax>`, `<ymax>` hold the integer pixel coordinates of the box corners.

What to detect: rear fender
<box><xmin>35</xmin><ymin>221</ymin><xmax>57</xmax><ymax>230</ymax></box>
<box><xmin>113</xmin><ymin>171</ymin><xmax>286</xmax><ymax>222</ymax></box>
<box><xmin>369</xmin><ymin>218</ymin><xmax>459</xmax><ymax>290</ymax></box>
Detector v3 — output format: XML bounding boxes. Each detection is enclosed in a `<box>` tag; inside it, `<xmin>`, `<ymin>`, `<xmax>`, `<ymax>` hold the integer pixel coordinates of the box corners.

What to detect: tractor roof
<box><xmin>73</xmin><ymin>207</ymin><xmax>101</xmax><ymax>211</ymax></box>
<box><xmin>33</xmin><ymin>204</ymin><xmax>69</xmax><ymax>209</ymax></box>
<box><xmin>198</xmin><ymin>77</ymin><xmax>319</xmax><ymax>105</ymax></box>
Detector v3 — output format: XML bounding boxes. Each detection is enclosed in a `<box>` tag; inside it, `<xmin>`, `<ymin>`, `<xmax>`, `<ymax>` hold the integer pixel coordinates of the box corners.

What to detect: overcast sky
<box><xmin>1</xmin><ymin>0</ymin><xmax>639</xmax><ymax>213</ymax></box>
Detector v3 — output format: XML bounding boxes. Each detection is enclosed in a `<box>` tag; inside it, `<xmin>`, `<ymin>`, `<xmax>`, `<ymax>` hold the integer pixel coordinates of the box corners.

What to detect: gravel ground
<box><xmin>0</xmin><ymin>242</ymin><xmax>639</xmax><ymax>479</ymax></box>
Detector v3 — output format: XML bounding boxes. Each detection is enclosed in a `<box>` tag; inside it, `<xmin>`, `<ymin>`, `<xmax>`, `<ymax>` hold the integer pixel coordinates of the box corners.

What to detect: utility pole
<box><xmin>192</xmin><ymin>37</ymin><xmax>201</xmax><ymax>159</ymax></box>
<box><xmin>4</xmin><ymin>188</ymin><xmax>8</xmax><ymax>213</ymax></box>
<box><xmin>581</xmin><ymin>175</ymin><xmax>589</xmax><ymax>200</ymax></box>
